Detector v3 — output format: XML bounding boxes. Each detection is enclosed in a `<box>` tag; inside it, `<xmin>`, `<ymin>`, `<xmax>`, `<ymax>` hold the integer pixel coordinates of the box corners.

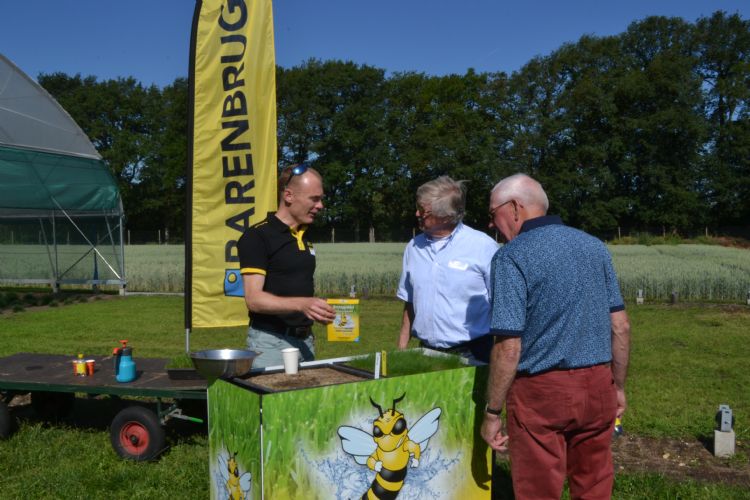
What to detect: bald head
<box><xmin>279</xmin><ymin>164</ymin><xmax>321</xmax><ymax>192</ymax></box>
<box><xmin>276</xmin><ymin>164</ymin><xmax>325</xmax><ymax>228</ymax></box>
<box><xmin>488</xmin><ymin>174</ymin><xmax>549</xmax><ymax>242</ymax></box>
<box><xmin>491</xmin><ymin>174</ymin><xmax>549</xmax><ymax>215</ymax></box>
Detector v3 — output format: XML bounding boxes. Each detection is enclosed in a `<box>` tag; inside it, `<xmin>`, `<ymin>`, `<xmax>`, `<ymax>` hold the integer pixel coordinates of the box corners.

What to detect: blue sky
<box><xmin>1</xmin><ymin>1</ymin><xmax>747</xmax><ymax>87</ymax></box>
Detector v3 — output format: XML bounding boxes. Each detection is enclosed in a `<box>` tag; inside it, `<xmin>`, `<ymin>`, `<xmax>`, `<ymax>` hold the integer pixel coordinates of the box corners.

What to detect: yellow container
<box><xmin>73</xmin><ymin>354</ymin><xmax>87</xmax><ymax>376</ymax></box>
<box><xmin>326</xmin><ymin>298</ymin><xmax>360</xmax><ymax>342</ymax></box>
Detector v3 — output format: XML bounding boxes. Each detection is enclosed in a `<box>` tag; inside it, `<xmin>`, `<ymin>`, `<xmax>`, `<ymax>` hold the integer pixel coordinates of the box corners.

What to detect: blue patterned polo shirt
<box><xmin>490</xmin><ymin>215</ymin><xmax>625</xmax><ymax>374</ymax></box>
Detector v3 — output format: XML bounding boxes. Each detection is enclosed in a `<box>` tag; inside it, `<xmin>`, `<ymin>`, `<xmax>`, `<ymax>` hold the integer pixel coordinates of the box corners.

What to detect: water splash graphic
<box><xmin>305</xmin><ymin>447</ymin><xmax>461</xmax><ymax>499</ymax></box>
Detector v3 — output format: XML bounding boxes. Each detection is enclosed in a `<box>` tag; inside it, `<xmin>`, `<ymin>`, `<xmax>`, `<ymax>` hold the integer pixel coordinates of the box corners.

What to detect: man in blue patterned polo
<box><xmin>480</xmin><ymin>173</ymin><xmax>631</xmax><ymax>499</ymax></box>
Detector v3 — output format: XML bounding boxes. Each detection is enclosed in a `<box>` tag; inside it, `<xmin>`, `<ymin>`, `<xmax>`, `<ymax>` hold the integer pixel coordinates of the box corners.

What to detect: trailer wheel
<box><xmin>110</xmin><ymin>406</ymin><xmax>165</xmax><ymax>461</ymax></box>
<box><xmin>31</xmin><ymin>391</ymin><xmax>75</xmax><ymax>420</ymax></box>
<box><xmin>0</xmin><ymin>401</ymin><xmax>14</xmax><ymax>439</ymax></box>
<box><xmin>1</xmin><ymin>390</ymin><xmax>18</xmax><ymax>404</ymax></box>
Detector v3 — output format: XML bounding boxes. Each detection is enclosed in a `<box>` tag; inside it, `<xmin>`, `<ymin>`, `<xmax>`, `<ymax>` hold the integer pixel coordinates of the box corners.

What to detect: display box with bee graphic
<box><xmin>207</xmin><ymin>349</ymin><xmax>492</xmax><ymax>499</ymax></box>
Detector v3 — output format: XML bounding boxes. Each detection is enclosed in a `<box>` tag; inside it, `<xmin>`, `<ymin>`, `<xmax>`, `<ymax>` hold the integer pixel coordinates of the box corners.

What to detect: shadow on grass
<box><xmin>492</xmin><ymin>458</ymin><xmax>515</xmax><ymax>499</ymax></box>
<box><xmin>8</xmin><ymin>393</ymin><xmax>207</xmax><ymax>448</ymax></box>
<box><xmin>698</xmin><ymin>433</ymin><xmax>715</xmax><ymax>455</ymax></box>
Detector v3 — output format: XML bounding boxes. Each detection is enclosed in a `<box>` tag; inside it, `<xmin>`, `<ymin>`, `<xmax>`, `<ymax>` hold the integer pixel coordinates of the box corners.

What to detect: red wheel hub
<box><xmin>119</xmin><ymin>421</ymin><xmax>150</xmax><ymax>455</ymax></box>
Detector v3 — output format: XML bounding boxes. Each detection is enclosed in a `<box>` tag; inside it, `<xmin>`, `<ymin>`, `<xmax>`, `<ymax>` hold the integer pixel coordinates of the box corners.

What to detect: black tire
<box><xmin>0</xmin><ymin>401</ymin><xmax>14</xmax><ymax>439</ymax></box>
<box><xmin>110</xmin><ymin>406</ymin><xmax>166</xmax><ymax>461</ymax></box>
<box><xmin>31</xmin><ymin>391</ymin><xmax>75</xmax><ymax>420</ymax></box>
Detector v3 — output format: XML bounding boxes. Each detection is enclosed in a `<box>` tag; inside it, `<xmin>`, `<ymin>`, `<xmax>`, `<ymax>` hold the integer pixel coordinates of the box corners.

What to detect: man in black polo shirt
<box><xmin>238</xmin><ymin>164</ymin><xmax>335</xmax><ymax>368</ymax></box>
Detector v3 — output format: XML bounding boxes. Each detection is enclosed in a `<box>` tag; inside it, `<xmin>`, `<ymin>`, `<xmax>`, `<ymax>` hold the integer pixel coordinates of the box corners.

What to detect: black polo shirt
<box><xmin>237</xmin><ymin>212</ymin><xmax>316</xmax><ymax>329</ymax></box>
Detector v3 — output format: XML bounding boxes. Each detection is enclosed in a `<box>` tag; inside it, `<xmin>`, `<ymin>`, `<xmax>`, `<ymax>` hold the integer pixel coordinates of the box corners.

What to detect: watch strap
<box><xmin>485</xmin><ymin>403</ymin><xmax>503</xmax><ymax>416</ymax></box>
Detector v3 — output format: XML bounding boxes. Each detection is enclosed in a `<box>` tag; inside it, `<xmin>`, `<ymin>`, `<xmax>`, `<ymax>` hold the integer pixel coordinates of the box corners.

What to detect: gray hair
<box><xmin>491</xmin><ymin>174</ymin><xmax>549</xmax><ymax>213</ymax></box>
<box><xmin>416</xmin><ymin>176</ymin><xmax>466</xmax><ymax>224</ymax></box>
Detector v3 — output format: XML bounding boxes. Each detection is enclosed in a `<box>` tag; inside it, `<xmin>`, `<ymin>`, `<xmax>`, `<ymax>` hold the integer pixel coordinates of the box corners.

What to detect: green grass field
<box><xmin>0</xmin><ymin>297</ymin><xmax>748</xmax><ymax>498</ymax></box>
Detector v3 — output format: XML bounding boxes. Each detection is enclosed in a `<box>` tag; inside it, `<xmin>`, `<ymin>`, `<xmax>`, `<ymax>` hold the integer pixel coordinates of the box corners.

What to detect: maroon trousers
<box><xmin>506</xmin><ymin>364</ymin><xmax>617</xmax><ymax>500</ymax></box>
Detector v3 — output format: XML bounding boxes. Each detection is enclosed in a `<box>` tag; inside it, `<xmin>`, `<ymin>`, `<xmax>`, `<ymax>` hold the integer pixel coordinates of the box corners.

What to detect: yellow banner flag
<box><xmin>188</xmin><ymin>0</ymin><xmax>277</xmax><ymax>328</ymax></box>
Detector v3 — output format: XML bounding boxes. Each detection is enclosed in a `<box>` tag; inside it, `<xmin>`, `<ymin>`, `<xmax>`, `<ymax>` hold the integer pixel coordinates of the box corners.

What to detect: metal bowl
<box><xmin>189</xmin><ymin>349</ymin><xmax>260</xmax><ymax>380</ymax></box>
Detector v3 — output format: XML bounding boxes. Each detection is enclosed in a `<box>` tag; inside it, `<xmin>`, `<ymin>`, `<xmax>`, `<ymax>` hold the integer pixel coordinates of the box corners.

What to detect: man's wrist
<box><xmin>484</xmin><ymin>403</ymin><xmax>503</xmax><ymax>416</ymax></box>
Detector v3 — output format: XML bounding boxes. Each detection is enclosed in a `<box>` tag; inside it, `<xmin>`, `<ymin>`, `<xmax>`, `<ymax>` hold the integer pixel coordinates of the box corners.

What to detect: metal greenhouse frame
<box><xmin>0</xmin><ymin>54</ymin><xmax>126</xmax><ymax>292</ymax></box>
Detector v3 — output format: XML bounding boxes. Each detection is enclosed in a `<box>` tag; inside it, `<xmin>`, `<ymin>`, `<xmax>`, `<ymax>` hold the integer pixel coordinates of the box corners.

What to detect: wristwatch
<box><xmin>484</xmin><ymin>403</ymin><xmax>503</xmax><ymax>416</ymax></box>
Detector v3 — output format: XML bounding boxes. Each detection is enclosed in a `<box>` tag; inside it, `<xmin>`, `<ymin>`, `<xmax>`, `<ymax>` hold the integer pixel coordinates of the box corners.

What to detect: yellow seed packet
<box><xmin>326</xmin><ymin>298</ymin><xmax>360</xmax><ymax>342</ymax></box>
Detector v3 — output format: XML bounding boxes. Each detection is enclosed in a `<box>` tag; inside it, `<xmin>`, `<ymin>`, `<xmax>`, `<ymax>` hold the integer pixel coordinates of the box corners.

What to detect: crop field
<box><xmin>130</xmin><ymin>243</ymin><xmax>750</xmax><ymax>302</ymax></box>
<box><xmin>0</xmin><ymin>244</ymin><xmax>125</xmax><ymax>282</ymax></box>
<box><xmin>2</xmin><ymin>242</ymin><xmax>750</xmax><ymax>302</ymax></box>
<box><xmin>612</xmin><ymin>244</ymin><xmax>750</xmax><ymax>302</ymax></box>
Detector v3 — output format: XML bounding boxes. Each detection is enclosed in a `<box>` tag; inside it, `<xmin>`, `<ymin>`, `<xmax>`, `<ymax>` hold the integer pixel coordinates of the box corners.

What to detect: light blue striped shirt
<box><xmin>397</xmin><ymin>223</ymin><xmax>499</xmax><ymax>348</ymax></box>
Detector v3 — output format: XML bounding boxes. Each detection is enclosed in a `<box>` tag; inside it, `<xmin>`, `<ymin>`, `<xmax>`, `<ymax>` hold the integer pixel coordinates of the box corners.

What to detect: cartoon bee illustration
<box><xmin>338</xmin><ymin>394</ymin><xmax>442</xmax><ymax>499</ymax></box>
<box><xmin>339</xmin><ymin>311</ymin><xmax>349</xmax><ymax>327</ymax></box>
<box><xmin>216</xmin><ymin>450</ymin><xmax>252</xmax><ymax>500</ymax></box>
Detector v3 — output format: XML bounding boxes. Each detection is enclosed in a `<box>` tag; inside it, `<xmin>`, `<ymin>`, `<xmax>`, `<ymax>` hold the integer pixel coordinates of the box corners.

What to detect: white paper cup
<box><xmin>281</xmin><ymin>347</ymin><xmax>300</xmax><ymax>375</ymax></box>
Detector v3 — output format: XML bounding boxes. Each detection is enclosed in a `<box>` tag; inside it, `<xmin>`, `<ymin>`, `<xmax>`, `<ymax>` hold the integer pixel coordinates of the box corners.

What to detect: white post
<box><xmin>374</xmin><ymin>351</ymin><xmax>381</xmax><ymax>379</ymax></box>
<box><xmin>714</xmin><ymin>404</ymin><xmax>735</xmax><ymax>457</ymax></box>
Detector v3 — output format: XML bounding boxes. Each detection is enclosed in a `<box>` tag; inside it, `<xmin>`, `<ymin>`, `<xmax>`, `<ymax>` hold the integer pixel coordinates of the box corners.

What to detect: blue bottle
<box><xmin>115</xmin><ymin>346</ymin><xmax>136</xmax><ymax>383</ymax></box>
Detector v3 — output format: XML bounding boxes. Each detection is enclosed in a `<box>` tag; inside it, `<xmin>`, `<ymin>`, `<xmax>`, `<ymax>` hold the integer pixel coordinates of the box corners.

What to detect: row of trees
<box><xmin>40</xmin><ymin>11</ymin><xmax>749</xmax><ymax>241</ymax></box>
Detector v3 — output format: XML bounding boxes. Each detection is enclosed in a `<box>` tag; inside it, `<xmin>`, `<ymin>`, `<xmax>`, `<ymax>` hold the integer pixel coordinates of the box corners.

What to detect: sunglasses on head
<box><xmin>284</xmin><ymin>164</ymin><xmax>309</xmax><ymax>188</ymax></box>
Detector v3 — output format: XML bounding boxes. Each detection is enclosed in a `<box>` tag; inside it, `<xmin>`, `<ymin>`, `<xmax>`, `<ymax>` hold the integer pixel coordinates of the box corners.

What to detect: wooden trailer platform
<box><xmin>0</xmin><ymin>352</ymin><xmax>207</xmax><ymax>460</ymax></box>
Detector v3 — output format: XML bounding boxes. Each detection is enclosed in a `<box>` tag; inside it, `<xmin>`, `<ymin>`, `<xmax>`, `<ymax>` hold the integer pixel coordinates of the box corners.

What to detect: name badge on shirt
<box><xmin>447</xmin><ymin>260</ymin><xmax>468</xmax><ymax>271</ymax></box>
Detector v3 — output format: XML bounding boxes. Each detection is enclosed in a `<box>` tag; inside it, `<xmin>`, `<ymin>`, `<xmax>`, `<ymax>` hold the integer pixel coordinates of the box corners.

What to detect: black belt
<box><xmin>252</xmin><ymin>321</ymin><xmax>312</xmax><ymax>339</ymax></box>
<box><xmin>420</xmin><ymin>336</ymin><xmax>493</xmax><ymax>363</ymax></box>
<box><xmin>516</xmin><ymin>362</ymin><xmax>611</xmax><ymax>378</ymax></box>
<box><xmin>421</xmin><ymin>342</ymin><xmax>462</xmax><ymax>353</ymax></box>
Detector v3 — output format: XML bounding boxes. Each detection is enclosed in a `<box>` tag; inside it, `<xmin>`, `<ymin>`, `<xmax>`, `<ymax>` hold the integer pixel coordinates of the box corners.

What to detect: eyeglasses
<box><xmin>283</xmin><ymin>164</ymin><xmax>309</xmax><ymax>188</ymax></box>
<box><xmin>488</xmin><ymin>200</ymin><xmax>513</xmax><ymax>219</ymax></box>
<box><xmin>416</xmin><ymin>206</ymin><xmax>432</xmax><ymax>219</ymax></box>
